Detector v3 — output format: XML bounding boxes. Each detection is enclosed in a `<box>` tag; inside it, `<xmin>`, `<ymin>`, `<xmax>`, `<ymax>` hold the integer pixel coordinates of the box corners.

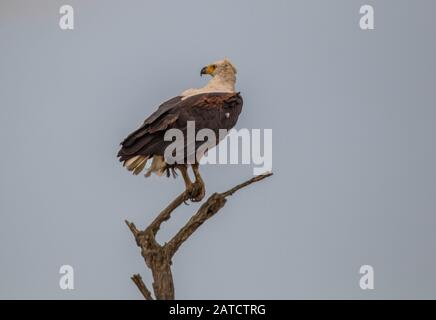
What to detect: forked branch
<box><xmin>125</xmin><ymin>172</ymin><xmax>272</xmax><ymax>299</ymax></box>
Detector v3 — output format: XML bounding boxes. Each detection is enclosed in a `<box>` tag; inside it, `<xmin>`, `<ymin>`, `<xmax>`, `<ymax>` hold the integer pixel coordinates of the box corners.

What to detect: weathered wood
<box><xmin>126</xmin><ymin>172</ymin><xmax>272</xmax><ymax>299</ymax></box>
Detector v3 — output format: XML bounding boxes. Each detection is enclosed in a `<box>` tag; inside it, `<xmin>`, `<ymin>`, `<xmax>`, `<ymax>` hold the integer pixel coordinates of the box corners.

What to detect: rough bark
<box><xmin>125</xmin><ymin>172</ymin><xmax>272</xmax><ymax>299</ymax></box>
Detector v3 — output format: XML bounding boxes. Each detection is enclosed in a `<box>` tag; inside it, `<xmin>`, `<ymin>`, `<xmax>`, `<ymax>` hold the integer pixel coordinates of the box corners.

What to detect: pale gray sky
<box><xmin>0</xmin><ymin>0</ymin><xmax>435</xmax><ymax>299</ymax></box>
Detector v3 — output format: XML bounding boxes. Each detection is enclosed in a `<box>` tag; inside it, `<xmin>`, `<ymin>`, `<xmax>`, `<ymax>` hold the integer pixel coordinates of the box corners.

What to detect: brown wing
<box><xmin>120</xmin><ymin>96</ymin><xmax>182</xmax><ymax>149</ymax></box>
<box><xmin>117</xmin><ymin>92</ymin><xmax>243</xmax><ymax>163</ymax></box>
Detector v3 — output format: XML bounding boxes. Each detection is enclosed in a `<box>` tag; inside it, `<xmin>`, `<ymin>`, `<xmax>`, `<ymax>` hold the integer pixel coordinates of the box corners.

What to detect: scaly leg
<box><xmin>191</xmin><ymin>163</ymin><xmax>206</xmax><ymax>202</ymax></box>
<box><xmin>178</xmin><ymin>165</ymin><xmax>193</xmax><ymax>191</ymax></box>
<box><xmin>177</xmin><ymin>165</ymin><xmax>199</xmax><ymax>203</ymax></box>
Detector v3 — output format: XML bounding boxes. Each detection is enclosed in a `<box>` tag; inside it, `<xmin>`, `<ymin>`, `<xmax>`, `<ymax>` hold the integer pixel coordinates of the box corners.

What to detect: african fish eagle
<box><xmin>117</xmin><ymin>58</ymin><xmax>243</xmax><ymax>202</ymax></box>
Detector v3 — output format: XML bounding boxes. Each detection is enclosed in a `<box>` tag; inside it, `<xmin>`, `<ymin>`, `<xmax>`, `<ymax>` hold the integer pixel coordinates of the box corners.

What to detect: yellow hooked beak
<box><xmin>200</xmin><ymin>64</ymin><xmax>217</xmax><ymax>76</ymax></box>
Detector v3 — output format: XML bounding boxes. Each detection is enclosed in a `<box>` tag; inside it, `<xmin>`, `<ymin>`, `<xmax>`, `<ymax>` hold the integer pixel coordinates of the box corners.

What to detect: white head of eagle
<box><xmin>117</xmin><ymin>58</ymin><xmax>243</xmax><ymax>202</ymax></box>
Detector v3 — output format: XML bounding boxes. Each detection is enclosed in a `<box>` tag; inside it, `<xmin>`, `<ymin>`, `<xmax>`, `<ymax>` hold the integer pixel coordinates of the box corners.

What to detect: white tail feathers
<box><xmin>124</xmin><ymin>155</ymin><xmax>166</xmax><ymax>177</ymax></box>
<box><xmin>124</xmin><ymin>156</ymin><xmax>139</xmax><ymax>169</ymax></box>
<box><xmin>124</xmin><ymin>155</ymin><xmax>148</xmax><ymax>175</ymax></box>
<box><xmin>145</xmin><ymin>155</ymin><xmax>166</xmax><ymax>177</ymax></box>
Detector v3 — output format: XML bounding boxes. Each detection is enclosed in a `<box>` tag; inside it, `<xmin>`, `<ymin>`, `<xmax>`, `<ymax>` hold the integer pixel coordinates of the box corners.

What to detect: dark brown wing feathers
<box><xmin>117</xmin><ymin>92</ymin><xmax>243</xmax><ymax>163</ymax></box>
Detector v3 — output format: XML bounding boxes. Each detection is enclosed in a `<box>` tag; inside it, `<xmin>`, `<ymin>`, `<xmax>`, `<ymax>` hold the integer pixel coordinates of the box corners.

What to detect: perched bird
<box><xmin>117</xmin><ymin>58</ymin><xmax>243</xmax><ymax>202</ymax></box>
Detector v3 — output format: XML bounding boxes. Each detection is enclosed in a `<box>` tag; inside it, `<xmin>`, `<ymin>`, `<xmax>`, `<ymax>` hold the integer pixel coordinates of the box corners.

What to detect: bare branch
<box><xmin>131</xmin><ymin>274</ymin><xmax>153</xmax><ymax>300</ymax></box>
<box><xmin>125</xmin><ymin>220</ymin><xmax>141</xmax><ymax>245</ymax></box>
<box><xmin>147</xmin><ymin>191</ymin><xmax>189</xmax><ymax>236</ymax></box>
<box><xmin>221</xmin><ymin>172</ymin><xmax>273</xmax><ymax>197</ymax></box>
<box><xmin>126</xmin><ymin>172</ymin><xmax>273</xmax><ymax>299</ymax></box>
<box><xmin>166</xmin><ymin>172</ymin><xmax>273</xmax><ymax>257</ymax></box>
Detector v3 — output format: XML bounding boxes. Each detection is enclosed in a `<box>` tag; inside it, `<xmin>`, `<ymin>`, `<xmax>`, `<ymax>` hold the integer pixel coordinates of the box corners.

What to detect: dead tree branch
<box><xmin>131</xmin><ymin>274</ymin><xmax>153</xmax><ymax>300</ymax></box>
<box><xmin>125</xmin><ymin>172</ymin><xmax>272</xmax><ymax>299</ymax></box>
